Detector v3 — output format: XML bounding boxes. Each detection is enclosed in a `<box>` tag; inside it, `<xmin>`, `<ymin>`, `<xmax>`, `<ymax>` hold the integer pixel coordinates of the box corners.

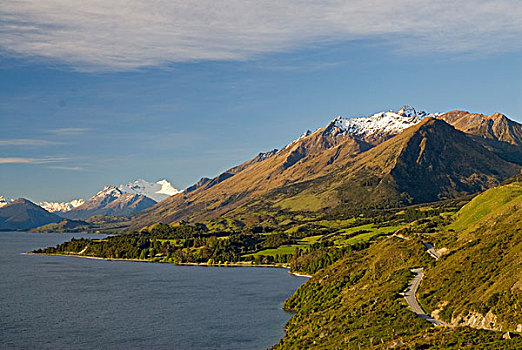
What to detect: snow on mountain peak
<box><xmin>327</xmin><ymin>105</ymin><xmax>439</xmax><ymax>138</ymax></box>
<box><xmin>37</xmin><ymin>199</ymin><xmax>85</xmax><ymax>213</ymax></box>
<box><xmin>97</xmin><ymin>185</ymin><xmax>123</xmax><ymax>198</ymax></box>
<box><xmin>155</xmin><ymin>179</ymin><xmax>180</xmax><ymax>196</ymax></box>
<box><xmin>397</xmin><ymin>105</ymin><xmax>417</xmax><ymax>118</ymax></box>
<box><xmin>397</xmin><ymin>105</ymin><xmax>437</xmax><ymax>119</ymax></box>
<box><xmin>4</xmin><ymin>179</ymin><xmax>179</xmax><ymax>213</ymax></box>
<box><xmin>118</xmin><ymin>179</ymin><xmax>179</xmax><ymax>202</ymax></box>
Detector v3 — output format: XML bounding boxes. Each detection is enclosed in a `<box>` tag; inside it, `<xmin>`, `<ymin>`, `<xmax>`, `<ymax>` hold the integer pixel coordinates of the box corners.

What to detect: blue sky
<box><xmin>1</xmin><ymin>1</ymin><xmax>522</xmax><ymax>202</ymax></box>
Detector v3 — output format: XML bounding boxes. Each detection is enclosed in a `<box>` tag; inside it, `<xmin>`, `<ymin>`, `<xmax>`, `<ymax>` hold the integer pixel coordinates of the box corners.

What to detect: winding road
<box><xmin>403</xmin><ymin>242</ymin><xmax>447</xmax><ymax>326</ymax></box>
<box><xmin>422</xmin><ymin>242</ymin><xmax>440</xmax><ymax>259</ymax></box>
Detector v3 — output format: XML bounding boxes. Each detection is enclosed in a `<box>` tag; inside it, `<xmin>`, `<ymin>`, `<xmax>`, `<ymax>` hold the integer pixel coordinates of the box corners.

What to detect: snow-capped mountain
<box><xmin>118</xmin><ymin>179</ymin><xmax>180</xmax><ymax>202</ymax></box>
<box><xmin>63</xmin><ymin>185</ymin><xmax>157</xmax><ymax>220</ymax></box>
<box><xmin>0</xmin><ymin>196</ymin><xmax>13</xmax><ymax>208</ymax></box>
<box><xmin>91</xmin><ymin>185</ymin><xmax>125</xmax><ymax>205</ymax></box>
<box><xmin>20</xmin><ymin>179</ymin><xmax>178</xmax><ymax>217</ymax></box>
<box><xmin>129</xmin><ymin>107</ymin><xmax>521</xmax><ymax>229</ymax></box>
<box><xmin>37</xmin><ymin>199</ymin><xmax>85</xmax><ymax>213</ymax></box>
<box><xmin>325</xmin><ymin>105</ymin><xmax>439</xmax><ymax>138</ymax></box>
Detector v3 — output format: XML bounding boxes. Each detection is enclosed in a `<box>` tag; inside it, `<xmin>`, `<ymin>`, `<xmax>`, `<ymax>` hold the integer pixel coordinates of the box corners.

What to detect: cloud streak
<box><xmin>47</xmin><ymin>165</ymin><xmax>84</xmax><ymax>171</ymax></box>
<box><xmin>1</xmin><ymin>1</ymin><xmax>521</xmax><ymax>71</ymax></box>
<box><xmin>0</xmin><ymin>157</ymin><xmax>67</xmax><ymax>164</ymax></box>
<box><xmin>44</xmin><ymin>128</ymin><xmax>91</xmax><ymax>135</ymax></box>
<box><xmin>0</xmin><ymin>139</ymin><xmax>63</xmax><ymax>146</ymax></box>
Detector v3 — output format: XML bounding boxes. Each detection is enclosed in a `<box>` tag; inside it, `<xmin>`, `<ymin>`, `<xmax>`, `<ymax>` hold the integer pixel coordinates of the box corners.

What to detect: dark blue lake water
<box><xmin>0</xmin><ymin>232</ymin><xmax>307</xmax><ymax>349</ymax></box>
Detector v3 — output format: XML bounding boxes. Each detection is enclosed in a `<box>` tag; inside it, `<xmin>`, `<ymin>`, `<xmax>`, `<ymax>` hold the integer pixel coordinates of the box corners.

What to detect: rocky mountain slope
<box><xmin>268</xmin><ymin>118</ymin><xmax>519</xmax><ymax>209</ymax></box>
<box><xmin>128</xmin><ymin>108</ymin><xmax>520</xmax><ymax>229</ymax></box>
<box><xmin>0</xmin><ymin>198</ymin><xmax>62</xmax><ymax>230</ymax></box>
<box><xmin>438</xmin><ymin>110</ymin><xmax>522</xmax><ymax>164</ymax></box>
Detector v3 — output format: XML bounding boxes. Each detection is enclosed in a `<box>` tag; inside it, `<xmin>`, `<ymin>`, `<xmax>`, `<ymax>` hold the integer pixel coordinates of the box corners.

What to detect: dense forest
<box><xmin>33</xmin><ymin>200</ymin><xmax>461</xmax><ymax>267</ymax></box>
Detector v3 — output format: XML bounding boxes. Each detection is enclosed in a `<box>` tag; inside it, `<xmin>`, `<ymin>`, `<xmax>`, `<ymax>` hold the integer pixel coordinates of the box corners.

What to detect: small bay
<box><xmin>0</xmin><ymin>232</ymin><xmax>307</xmax><ymax>350</ymax></box>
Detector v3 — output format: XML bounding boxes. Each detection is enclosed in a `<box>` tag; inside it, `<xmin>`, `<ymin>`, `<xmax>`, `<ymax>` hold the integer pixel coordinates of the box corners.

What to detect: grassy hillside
<box><xmin>31</xmin><ymin>215</ymin><xmax>132</xmax><ymax>233</ymax></box>
<box><xmin>274</xmin><ymin>233</ymin><xmax>521</xmax><ymax>349</ymax></box>
<box><xmin>449</xmin><ymin>182</ymin><xmax>522</xmax><ymax>232</ymax></box>
<box><xmin>274</xmin><ymin>237</ymin><xmax>432</xmax><ymax>349</ymax></box>
<box><xmin>420</xmin><ymin>182</ymin><xmax>522</xmax><ymax>332</ymax></box>
<box><xmin>273</xmin><ymin>182</ymin><xmax>522</xmax><ymax>349</ymax></box>
<box><xmin>374</xmin><ymin>327</ymin><xmax>522</xmax><ymax>349</ymax></box>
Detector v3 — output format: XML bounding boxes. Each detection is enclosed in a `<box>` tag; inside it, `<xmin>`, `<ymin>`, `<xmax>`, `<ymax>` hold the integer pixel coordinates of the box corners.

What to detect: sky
<box><xmin>1</xmin><ymin>0</ymin><xmax>522</xmax><ymax>202</ymax></box>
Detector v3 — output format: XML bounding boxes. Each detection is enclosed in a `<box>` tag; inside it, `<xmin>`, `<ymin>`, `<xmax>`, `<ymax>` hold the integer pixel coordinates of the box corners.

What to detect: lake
<box><xmin>0</xmin><ymin>232</ymin><xmax>307</xmax><ymax>349</ymax></box>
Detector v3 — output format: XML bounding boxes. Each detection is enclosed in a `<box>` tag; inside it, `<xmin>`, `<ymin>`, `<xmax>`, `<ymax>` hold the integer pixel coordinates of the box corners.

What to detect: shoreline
<box><xmin>24</xmin><ymin>252</ymin><xmax>312</xmax><ymax>277</ymax></box>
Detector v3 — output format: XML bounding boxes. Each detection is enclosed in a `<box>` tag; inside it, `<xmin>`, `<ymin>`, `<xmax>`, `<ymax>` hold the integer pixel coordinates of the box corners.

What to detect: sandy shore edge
<box><xmin>23</xmin><ymin>252</ymin><xmax>312</xmax><ymax>277</ymax></box>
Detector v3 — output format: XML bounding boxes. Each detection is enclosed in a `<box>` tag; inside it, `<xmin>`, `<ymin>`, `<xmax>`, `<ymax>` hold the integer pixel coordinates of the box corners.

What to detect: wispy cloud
<box><xmin>44</xmin><ymin>127</ymin><xmax>91</xmax><ymax>135</ymax></box>
<box><xmin>0</xmin><ymin>139</ymin><xmax>63</xmax><ymax>146</ymax></box>
<box><xmin>0</xmin><ymin>1</ymin><xmax>520</xmax><ymax>71</ymax></box>
<box><xmin>47</xmin><ymin>165</ymin><xmax>84</xmax><ymax>171</ymax></box>
<box><xmin>0</xmin><ymin>157</ymin><xmax>67</xmax><ymax>164</ymax></box>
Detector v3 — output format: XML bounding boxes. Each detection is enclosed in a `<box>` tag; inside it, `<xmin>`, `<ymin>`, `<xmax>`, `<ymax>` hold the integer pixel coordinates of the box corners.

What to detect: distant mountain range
<box><xmin>33</xmin><ymin>179</ymin><xmax>179</xmax><ymax>214</ymax></box>
<box><xmin>1</xmin><ymin>196</ymin><xmax>86</xmax><ymax>215</ymax></box>
<box><xmin>59</xmin><ymin>179</ymin><xmax>179</xmax><ymax>220</ymax></box>
<box><xmin>61</xmin><ymin>185</ymin><xmax>157</xmax><ymax>220</ymax></box>
<box><xmin>0</xmin><ymin>179</ymin><xmax>179</xmax><ymax>229</ymax></box>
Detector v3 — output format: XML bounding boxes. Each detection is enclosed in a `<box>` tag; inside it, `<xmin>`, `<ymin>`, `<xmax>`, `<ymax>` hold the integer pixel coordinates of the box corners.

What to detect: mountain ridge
<box><xmin>127</xmin><ymin>108</ymin><xmax>520</xmax><ymax>230</ymax></box>
<box><xmin>438</xmin><ymin>110</ymin><xmax>522</xmax><ymax>164</ymax></box>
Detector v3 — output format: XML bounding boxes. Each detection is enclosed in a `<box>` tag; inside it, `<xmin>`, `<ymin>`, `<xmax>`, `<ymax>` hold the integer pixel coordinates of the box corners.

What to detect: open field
<box><xmin>333</xmin><ymin>224</ymin><xmax>402</xmax><ymax>246</ymax></box>
<box><xmin>244</xmin><ymin>235</ymin><xmax>323</xmax><ymax>257</ymax></box>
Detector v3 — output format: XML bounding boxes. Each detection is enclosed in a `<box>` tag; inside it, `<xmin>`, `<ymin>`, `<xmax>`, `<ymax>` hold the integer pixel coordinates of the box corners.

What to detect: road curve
<box><xmin>404</xmin><ymin>268</ymin><xmax>446</xmax><ymax>326</ymax></box>
<box><xmin>422</xmin><ymin>242</ymin><xmax>440</xmax><ymax>259</ymax></box>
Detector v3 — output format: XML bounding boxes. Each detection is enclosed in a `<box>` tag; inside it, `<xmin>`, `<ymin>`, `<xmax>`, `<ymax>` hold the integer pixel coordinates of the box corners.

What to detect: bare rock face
<box><xmin>503</xmin><ymin>332</ymin><xmax>512</xmax><ymax>340</ymax></box>
<box><xmin>451</xmin><ymin>310</ymin><xmax>498</xmax><ymax>331</ymax></box>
